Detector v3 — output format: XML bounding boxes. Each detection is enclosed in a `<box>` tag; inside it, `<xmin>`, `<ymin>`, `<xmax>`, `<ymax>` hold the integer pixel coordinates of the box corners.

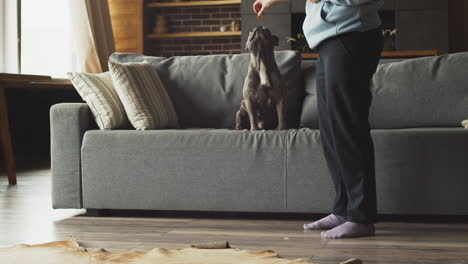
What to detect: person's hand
<box><xmin>308</xmin><ymin>0</ymin><xmax>320</xmax><ymax>3</ymax></box>
<box><xmin>253</xmin><ymin>0</ymin><xmax>287</xmax><ymax>18</ymax></box>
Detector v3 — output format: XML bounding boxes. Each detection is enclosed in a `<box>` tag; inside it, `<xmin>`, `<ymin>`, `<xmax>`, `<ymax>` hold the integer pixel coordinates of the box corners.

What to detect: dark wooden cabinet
<box><xmin>396</xmin><ymin>8</ymin><xmax>449</xmax><ymax>53</ymax></box>
<box><xmin>396</xmin><ymin>0</ymin><xmax>447</xmax><ymax>10</ymax></box>
<box><xmin>241</xmin><ymin>0</ymin><xmax>450</xmax><ymax>54</ymax></box>
<box><xmin>291</xmin><ymin>0</ymin><xmax>306</xmax><ymax>14</ymax></box>
<box><xmin>382</xmin><ymin>0</ymin><xmax>396</xmax><ymax>10</ymax></box>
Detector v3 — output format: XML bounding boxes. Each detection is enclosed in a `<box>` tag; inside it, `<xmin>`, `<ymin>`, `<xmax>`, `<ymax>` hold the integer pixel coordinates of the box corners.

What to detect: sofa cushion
<box><xmin>81</xmin><ymin>129</ymin><xmax>288</xmax><ymax>212</ymax></box>
<box><xmin>286</xmin><ymin>127</ymin><xmax>468</xmax><ymax>215</ymax></box>
<box><xmin>299</xmin><ymin>59</ymin><xmax>399</xmax><ymax>129</ymax></box>
<box><xmin>300</xmin><ymin>53</ymin><xmax>468</xmax><ymax>129</ymax></box>
<box><xmin>109</xmin><ymin>61</ymin><xmax>179</xmax><ymax>130</ymax></box>
<box><xmin>67</xmin><ymin>72</ymin><xmax>129</xmax><ymax>130</ymax></box>
<box><xmin>110</xmin><ymin>51</ymin><xmax>304</xmax><ymax>129</ymax></box>
<box><xmin>370</xmin><ymin>52</ymin><xmax>468</xmax><ymax>128</ymax></box>
<box><xmin>299</xmin><ymin>60</ymin><xmax>319</xmax><ymax>129</ymax></box>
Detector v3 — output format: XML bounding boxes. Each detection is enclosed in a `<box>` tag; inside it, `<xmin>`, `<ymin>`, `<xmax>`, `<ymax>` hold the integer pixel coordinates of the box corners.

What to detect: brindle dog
<box><xmin>235</xmin><ymin>26</ymin><xmax>287</xmax><ymax>131</ymax></box>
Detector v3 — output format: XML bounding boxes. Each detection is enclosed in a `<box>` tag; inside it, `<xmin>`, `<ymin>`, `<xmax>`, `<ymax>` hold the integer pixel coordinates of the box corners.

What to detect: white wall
<box><xmin>0</xmin><ymin>0</ymin><xmax>4</xmax><ymax>72</ymax></box>
<box><xmin>3</xmin><ymin>0</ymin><xmax>19</xmax><ymax>73</ymax></box>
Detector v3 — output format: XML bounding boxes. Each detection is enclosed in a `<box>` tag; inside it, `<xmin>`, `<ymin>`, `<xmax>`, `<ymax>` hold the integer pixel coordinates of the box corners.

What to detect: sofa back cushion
<box><xmin>109</xmin><ymin>61</ymin><xmax>179</xmax><ymax>130</ymax></box>
<box><xmin>110</xmin><ymin>51</ymin><xmax>304</xmax><ymax>129</ymax></box>
<box><xmin>67</xmin><ymin>71</ymin><xmax>130</xmax><ymax>130</ymax></box>
<box><xmin>299</xmin><ymin>60</ymin><xmax>319</xmax><ymax>129</ymax></box>
<box><xmin>300</xmin><ymin>52</ymin><xmax>468</xmax><ymax>129</ymax></box>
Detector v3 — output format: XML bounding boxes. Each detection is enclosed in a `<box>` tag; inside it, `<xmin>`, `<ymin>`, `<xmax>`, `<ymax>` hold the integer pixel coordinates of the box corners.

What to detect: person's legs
<box><xmin>303</xmin><ymin>45</ymin><xmax>348</xmax><ymax>231</ymax></box>
<box><xmin>316</xmin><ymin>28</ymin><xmax>383</xmax><ymax>238</ymax></box>
<box><xmin>316</xmin><ymin>55</ymin><xmax>349</xmax><ymax>217</ymax></box>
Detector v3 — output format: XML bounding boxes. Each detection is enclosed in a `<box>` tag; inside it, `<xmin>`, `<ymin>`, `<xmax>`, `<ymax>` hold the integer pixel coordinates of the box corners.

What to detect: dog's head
<box><xmin>245</xmin><ymin>26</ymin><xmax>279</xmax><ymax>53</ymax></box>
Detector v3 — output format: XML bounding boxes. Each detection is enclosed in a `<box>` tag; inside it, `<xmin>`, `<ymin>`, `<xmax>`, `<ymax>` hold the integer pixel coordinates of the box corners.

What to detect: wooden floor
<box><xmin>1</xmin><ymin>160</ymin><xmax>468</xmax><ymax>264</ymax></box>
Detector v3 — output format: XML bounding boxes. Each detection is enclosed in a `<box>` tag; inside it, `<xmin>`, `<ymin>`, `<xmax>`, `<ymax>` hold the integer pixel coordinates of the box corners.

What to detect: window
<box><xmin>20</xmin><ymin>0</ymin><xmax>73</xmax><ymax>77</ymax></box>
<box><xmin>2</xmin><ymin>1</ymin><xmax>104</xmax><ymax>76</ymax></box>
<box><xmin>1</xmin><ymin>0</ymin><xmax>74</xmax><ymax>76</ymax></box>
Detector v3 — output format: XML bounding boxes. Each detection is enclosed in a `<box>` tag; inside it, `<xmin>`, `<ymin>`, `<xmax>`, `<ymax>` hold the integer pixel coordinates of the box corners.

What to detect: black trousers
<box><xmin>316</xmin><ymin>27</ymin><xmax>383</xmax><ymax>224</ymax></box>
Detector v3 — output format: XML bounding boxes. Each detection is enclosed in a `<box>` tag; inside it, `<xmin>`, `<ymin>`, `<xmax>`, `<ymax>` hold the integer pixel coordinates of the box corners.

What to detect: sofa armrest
<box><xmin>50</xmin><ymin>103</ymin><xmax>95</xmax><ymax>209</ymax></box>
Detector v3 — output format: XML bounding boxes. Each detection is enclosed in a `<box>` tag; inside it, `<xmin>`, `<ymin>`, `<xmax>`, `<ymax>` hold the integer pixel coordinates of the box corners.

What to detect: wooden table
<box><xmin>0</xmin><ymin>74</ymin><xmax>73</xmax><ymax>185</ymax></box>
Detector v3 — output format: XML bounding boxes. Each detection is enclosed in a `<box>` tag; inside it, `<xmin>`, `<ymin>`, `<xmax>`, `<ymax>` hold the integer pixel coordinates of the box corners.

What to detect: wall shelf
<box><xmin>301</xmin><ymin>50</ymin><xmax>439</xmax><ymax>60</ymax></box>
<box><xmin>147</xmin><ymin>0</ymin><xmax>241</xmax><ymax>7</ymax></box>
<box><xmin>147</xmin><ymin>31</ymin><xmax>241</xmax><ymax>38</ymax></box>
<box><xmin>380</xmin><ymin>50</ymin><xmax>439</xmax><ymax>58</ymax></box>
<box><xmin>301</xmin><ymin>53</ymin><xmax>318</xmax><ymax>59</ymax></box>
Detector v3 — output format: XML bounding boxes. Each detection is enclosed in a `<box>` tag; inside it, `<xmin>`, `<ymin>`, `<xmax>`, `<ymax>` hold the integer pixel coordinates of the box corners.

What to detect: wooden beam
<box><xmin>108</xmin><ymin>0</ymin><xmax>144</xmax><ymax>54</ymax></box>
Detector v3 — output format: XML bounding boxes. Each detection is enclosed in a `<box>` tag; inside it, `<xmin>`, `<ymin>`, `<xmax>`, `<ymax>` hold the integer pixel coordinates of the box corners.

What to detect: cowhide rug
<box><xmin>0</xmin><ymin>237</ymin><xmax>317</xmax><ymax>264</ymax></box>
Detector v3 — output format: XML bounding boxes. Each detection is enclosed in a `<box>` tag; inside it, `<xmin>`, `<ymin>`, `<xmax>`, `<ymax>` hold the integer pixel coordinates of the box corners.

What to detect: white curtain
<box><xmin>69</xmin><ymin>0</ymin><xmax>115</xmax><ymax>73</ymax></box>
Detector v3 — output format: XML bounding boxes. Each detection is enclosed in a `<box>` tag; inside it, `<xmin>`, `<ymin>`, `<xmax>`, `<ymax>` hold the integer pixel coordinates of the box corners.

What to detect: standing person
<box><xmin>253</xmin><ymin>0</ymin><xmax>384</xmax><ymax>239</ymax></box>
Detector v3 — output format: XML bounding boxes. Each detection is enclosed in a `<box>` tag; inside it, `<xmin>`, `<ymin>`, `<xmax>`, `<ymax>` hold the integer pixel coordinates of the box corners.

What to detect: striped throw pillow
<box><xmin>67</xmin><ymin>72</ymin><xmax>129</xmax><ymax>130</ymax></box>
<box><xmin>109</xmin><ymin>61</ymin><xmax>179</xmax><ymax>130</ymax></box>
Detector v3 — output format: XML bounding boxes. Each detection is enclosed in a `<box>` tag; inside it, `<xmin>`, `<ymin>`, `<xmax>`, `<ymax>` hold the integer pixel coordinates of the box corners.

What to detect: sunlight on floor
<box><xmin>0</xmin><ymin>162</ymin><xmax>85</xmax><ymax>246</ymax></box>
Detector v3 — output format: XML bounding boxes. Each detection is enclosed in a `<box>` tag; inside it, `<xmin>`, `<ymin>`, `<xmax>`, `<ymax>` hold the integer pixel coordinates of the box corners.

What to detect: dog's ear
<box><xmin>272</xmin><ymin>35</ymin><xmax>279</xmax><ymax>46</ymax></box>
<box><xmin>245</xmin><ymin>38</ymin><xmax>250</xmax><ymax>51</ymax></box>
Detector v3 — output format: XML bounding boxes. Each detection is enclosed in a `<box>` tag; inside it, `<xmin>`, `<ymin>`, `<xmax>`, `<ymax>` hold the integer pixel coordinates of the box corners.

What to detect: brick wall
<box><xmin>145</xmin><ymin>1</ymin><xmax>242</xmax><ymax>57</ymax></box>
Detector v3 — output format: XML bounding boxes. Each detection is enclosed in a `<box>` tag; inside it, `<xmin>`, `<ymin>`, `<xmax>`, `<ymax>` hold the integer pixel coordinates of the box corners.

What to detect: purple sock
<box><xmin>321</xmin><ymin>222</ymin><xmax>375</xmax><ymax>239</ymax></box>
<box><xmin>303</xmin><ymin>214</ymin><xmax>346</xmax><ymax>230</ymax></box>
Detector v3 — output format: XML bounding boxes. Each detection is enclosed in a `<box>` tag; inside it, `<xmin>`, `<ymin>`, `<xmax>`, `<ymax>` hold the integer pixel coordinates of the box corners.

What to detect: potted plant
<box><xmin>382</xmin><ymin>29</ymin><xmax>397</xmax><ymax>51</ymax></box>
<box><xmin>287</xmin><ymin>33</ymin><xmax>316</xmax><ymax>53</ymax></box>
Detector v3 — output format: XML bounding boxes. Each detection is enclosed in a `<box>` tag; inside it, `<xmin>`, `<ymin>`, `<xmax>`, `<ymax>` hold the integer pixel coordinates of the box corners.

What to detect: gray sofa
<box><xmin>51</xmin><ymin>51</ymin><xmax>468</xmax><ymax>215</ymax></box>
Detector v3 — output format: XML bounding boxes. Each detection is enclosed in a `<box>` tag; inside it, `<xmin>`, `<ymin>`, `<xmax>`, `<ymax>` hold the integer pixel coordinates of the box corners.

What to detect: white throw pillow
<box><xmin>462</xmin><ymin>120</ymin><xmax>468</xmax><ymax>128</ymax></box>
<box><xmin>68</xmin><ymin>72</ymin><xmax>129</xmax><ymax>130</ymax></box>
<box><xmin>108</xmin><ymin>61</ymin><xmax>179</xmax><ymax>130</ymax></box>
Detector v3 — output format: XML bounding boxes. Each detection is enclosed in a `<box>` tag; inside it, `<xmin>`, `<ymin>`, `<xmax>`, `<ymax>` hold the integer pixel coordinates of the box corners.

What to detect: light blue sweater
<box><xmin>302</xmin><ymin>0</ymin><xmax>384</xmax><ymax>49</ymax></box>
